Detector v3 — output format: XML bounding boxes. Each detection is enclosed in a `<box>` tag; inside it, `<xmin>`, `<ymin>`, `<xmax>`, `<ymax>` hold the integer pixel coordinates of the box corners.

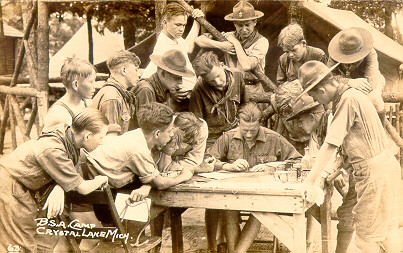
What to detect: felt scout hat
<box><xmin>295</xmin><ymin>60</ymin><xmax>340</xmax><ymax>101</ymax></box>
<box><xmin>150</xmin><ymin>49</ymin><xmax>195</xmax><ymax>78</ymax></box>
<box><xmin>328</xmin><ymin>27</ymin><xmax>373</xmax><ymax>64</ymax></box>
<box><xmin>224</xmin><ymin>1</ymin><xmax>264</xmax><ymax>21</ymax></box>
<box><xmin>287</xmin><ymin>93</ymin><xmax>320</xmax><ymax>121</ymax></box>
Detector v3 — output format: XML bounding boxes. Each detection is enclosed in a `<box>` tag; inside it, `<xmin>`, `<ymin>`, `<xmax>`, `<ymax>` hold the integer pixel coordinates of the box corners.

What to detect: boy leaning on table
<box><xmin>299</xmin><ymin>61</ymin><xmax>401</xmax><ymax>253</ymax></box>
<box><xmin>206</xmin><ymin>102</ymin><xmax>301</xmax><ymax>253</ymax></box>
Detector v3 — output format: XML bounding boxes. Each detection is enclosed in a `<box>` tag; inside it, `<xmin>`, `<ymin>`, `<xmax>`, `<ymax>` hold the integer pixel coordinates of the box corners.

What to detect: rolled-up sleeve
<box><xmin>245</xmin><ymin>37</ymin><xmax>269</xmax><ymax>69</ymax></box>
<box><xmin>128</xmin><ymin>152</ymin><xmax>160</xmax><ymax>184</ymax></box>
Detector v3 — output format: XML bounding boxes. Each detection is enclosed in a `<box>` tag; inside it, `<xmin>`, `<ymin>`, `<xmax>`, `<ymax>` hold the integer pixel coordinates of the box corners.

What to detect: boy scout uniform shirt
<box><xmin>277</xmin><ymin>46</ymin><xmax>327</xmax><ymax>84</ymax></box>
<box><xmin>325</xmin><ymin>87</ymin><xmax>389</xmax><ymax>164</ymax></box>
<box><xmin>208</xmin><ymin>126</ymin><xmax>301</xmax><ymax>169</ymax></box>
<box><xmin>190</xmin><ymin>69</ymin><xmax>245</xmax><ymax>145</ymax></box>
<box><xmin>87</xmin><ymin>128</ymin><xmax>160</xmax><ymax>188</ymax></box>
<box><xmin>0</xmin><ymin>124</ymin><xmax>83</xmax><ymax>192</ymax></box>
<box><xmin>328</xmin><ymin>48</ymin><xmax>385</xmax><ymax>91</ymax></box>
<box><xmin>92</xmin><ymin>78</ymin><xmax>134</xmax><ymax>135</ymax></box>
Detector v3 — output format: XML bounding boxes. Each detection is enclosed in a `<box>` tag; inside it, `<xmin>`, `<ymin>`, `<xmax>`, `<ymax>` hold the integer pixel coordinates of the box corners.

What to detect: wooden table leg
<box><xmin>169</xmin><ymin>207</ymin><xmax>187</xmax><ymax>253</ymax></box>
<box><xmin>320</xmin><ymin>189</ymin><xmax>332</xmax><ymax>253</ymax></box>
<box><xmin>293</xmin><ymin>213</ymin><xmax>306</xmax><ymax>253</ymax></box>
<box><xmin>150</xmin><ymin>205</ymin><xmax>167</xmax><ymax>253</ymax></box>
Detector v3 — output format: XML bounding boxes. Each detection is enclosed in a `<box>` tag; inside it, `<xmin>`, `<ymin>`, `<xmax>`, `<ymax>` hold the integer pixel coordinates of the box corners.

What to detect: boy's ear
<box><xmin>318</xmin><ymin>86</ymin><xmax>326</xmax><ymax>95</ymax></box>
<box><xmin>301</xmin><ymin>40</ymin><xmax>307</xmax><ymax>46</ymax></box>
<box><xmin>154</xmin><ymin>129</ymin><xmax>160</xmax><ymax>139</ymax></box>
<box><xmin>72</xmin><ymin>80</ymin><xmax>79</xmax><ymax>91</ymax></box>
<box><xmin>84</xmin><ymin>131</ymin><xmax>92</xmax><ymax>141</ymax></box>
<box><xmin>121</xmin><ymin>66</ymin><xmax>127</xmax><ymax>76</ymax></box>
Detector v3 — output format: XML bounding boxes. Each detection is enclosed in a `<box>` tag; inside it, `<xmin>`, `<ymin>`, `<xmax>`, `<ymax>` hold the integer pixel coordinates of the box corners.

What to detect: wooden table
<box><xmin>149</xmin><ymin>172</ymin><xmax>326</xmax><ymax>253</ymax></box>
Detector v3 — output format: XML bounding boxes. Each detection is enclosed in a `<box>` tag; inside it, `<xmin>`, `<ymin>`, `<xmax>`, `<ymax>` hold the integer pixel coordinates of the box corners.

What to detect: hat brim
<box><xmin>286</xmin><ymin>102</ymin><xmax>321</xmax><ymax>121</ymax></box>
<box><xmin>295</xmin><ymin>63</ymin><xmax>340</xmax><ymax>102</ymax></box>
<box><xmin>328</xmin><ymin>27</ymin><xmax>373</xmax><ymax>64</ymax></box>
<box><xmin>224</xmin><ymin>11</ymin><xmax>264</xmax><ymax>21</ymax></box>
<box><xmin>150</xmin><ymin>54</ymin><xmax>195</xmax><ymax>78</ymax></box>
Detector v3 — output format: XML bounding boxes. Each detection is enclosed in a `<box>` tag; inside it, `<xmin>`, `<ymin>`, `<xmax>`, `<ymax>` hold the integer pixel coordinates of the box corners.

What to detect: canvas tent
<box><xmin>125</xmin><ymin>1</ymin><xmax>402</xmax><ymax>94</ymax></box>
<box><xmin>49</xmin><ymin>22</ymin><xmax>124</xmax><ymax>79</ymax></box>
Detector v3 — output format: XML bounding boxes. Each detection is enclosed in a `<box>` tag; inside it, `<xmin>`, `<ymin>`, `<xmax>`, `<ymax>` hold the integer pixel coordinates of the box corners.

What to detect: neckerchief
<box><xmin>235</xmin><ymin>29</ymin><xmax>263</xmax><ymax>49</ymax></box>
<box><xmin>39</xmin><ymin>125</ymin><xmax>80</xmax><ymax>166</ymax></box>
<box><xmin>104</xmin><ymin>77</ymin><xmax>136</xmax><ymax>105</ymax></box>
<box><xmin>210</xmin><ymin>70</ymin><xmax>235</xmax><ymax>114</ymax></box>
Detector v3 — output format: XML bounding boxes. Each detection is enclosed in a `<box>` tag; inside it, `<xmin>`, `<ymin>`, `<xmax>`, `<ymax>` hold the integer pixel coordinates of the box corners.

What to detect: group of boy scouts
<box><xmin>0</xmin><ymin>1</ymin><xmax>400</xmax><ymax>253</ymax></box>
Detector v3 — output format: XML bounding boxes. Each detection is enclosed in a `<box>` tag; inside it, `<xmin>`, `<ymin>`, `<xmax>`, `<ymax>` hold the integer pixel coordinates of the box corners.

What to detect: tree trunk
<box><xmin>87</xmin><ymin>14</ymin><xmax>93</xmax><ymax>64</ymax></box>
<box><xmin>384</xmin><ymin>4</ymin><xmax>394</xmax><ymax>39</ymax></box>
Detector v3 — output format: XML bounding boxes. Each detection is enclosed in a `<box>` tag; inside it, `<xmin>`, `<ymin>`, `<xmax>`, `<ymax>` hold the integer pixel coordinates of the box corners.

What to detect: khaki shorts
<box><xmin>352</xmin><ymin>152</ymin><xmax>400</xmax><ymax>241</ymax></box>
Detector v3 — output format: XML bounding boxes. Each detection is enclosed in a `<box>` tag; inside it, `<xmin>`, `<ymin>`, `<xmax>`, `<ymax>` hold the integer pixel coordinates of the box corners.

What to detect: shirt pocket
<box><xmin>12</xmin><ymin>180</ymin><xmax>32</xmax><ymax>202</ymax></box>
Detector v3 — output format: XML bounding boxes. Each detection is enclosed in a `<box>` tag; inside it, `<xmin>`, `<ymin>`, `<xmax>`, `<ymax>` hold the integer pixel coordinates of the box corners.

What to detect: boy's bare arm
<box><xmin>185</xmin><ymin>9</ymin><xmax>204</xmax><ymax>53</ymax></box>
<box><xmin>74</xmin><ymin>175</ymin><xmax>108</xmax><ymax>195</ymax></box>
<box><xmin>150</xmin><ymin>168</ymin><xmax>193</xmax><ymax>190</ymax></box>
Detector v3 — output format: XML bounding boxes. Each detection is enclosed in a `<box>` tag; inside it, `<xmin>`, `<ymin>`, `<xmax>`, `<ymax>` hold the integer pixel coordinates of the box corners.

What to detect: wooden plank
<box><xmin>293</xmin><ymin>213</ymin><xmax>306</xmax><ymax>253</ymax></box>
<box><xmin>169</xmin><ymin>207</ymin><xmax>187</xmax><ymax>253</ymax></box>
<box><xmin>252</xmin><ymin>212</ymin><xmax>295</xmax><ymax>252</ymax></box>
<box><xmin>8</xmin><ymin>99</ymin><xmax>17</xmax><ymax>150</ymax></box>
<box><xmin>320</xmin><ymin>190</ymin><xmax>332</xmax><ymax>253</ymax></box>
<box><xmin>0</xmin><ymin>85</ymin><xmax>39</xmax><ymax>97</ymax></box>
<box><xmin>150</xmin><ymin>191</ymin><xmax>305</xmax><ymax>213</ymax></box>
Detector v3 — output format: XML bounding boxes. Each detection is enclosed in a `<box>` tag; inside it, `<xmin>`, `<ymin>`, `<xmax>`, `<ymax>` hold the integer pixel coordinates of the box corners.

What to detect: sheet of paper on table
<box><xmin>197</xmin><ymin>171</ymin><xmax>239</xmax><ymax>180</ymax></box>
<box><xmin>114</xmin><ymin>193</ymin><xmax>151</xmax><ymax>222</ymax></box>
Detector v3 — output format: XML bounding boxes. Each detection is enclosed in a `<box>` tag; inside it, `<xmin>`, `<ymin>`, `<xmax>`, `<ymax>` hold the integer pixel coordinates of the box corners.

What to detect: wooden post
<box><xmin>37</xmin><ymin>0</ymin><xmax>49</xmax><ymax>131</ymax></box>
<box><xmin>8</xmin><ymin>99</ymin><xmax>17</xmax><ymax>150</ymax></box>
<box><xmin>0</xmin><ymin>3</ymin><xmax>7</xmax><ymax>74</ymax></box>
<box><xmin>9</xmin><ymin>96</ymin><xmax>30</xmax><ymax>142</ymax></box>
<box><xmin>87</xmin><ymin>14</ymin><xmax>94</xmax><ymax>64</ymax></box>
<box><xmin>26</xmin><ymin>98</ymin><xmax>38</xmax><ymax>137</ymax></box>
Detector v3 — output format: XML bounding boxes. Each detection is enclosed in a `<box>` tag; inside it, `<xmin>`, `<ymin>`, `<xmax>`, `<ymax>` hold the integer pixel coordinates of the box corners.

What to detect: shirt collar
<box><xmin>233</xmin><ymin>126</ymin><xmax>267</xmax><ymax>143</ymax></box>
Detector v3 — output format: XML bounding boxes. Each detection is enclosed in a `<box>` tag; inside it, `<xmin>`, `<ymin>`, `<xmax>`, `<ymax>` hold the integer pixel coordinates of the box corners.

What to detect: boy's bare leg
<box><xmin>205</xmin><ymin>209</ymin><xmax>220</xmax><ymax>251</ymax></box>
<box><xmin>225</xmin><ymin>210</ymin><xmax>241</xmax><ymax>253</ymax></box>
<box><xmin>234</xmin><ymin>215</ymin><xmax>261</xmax><ymax>253</ymax></box>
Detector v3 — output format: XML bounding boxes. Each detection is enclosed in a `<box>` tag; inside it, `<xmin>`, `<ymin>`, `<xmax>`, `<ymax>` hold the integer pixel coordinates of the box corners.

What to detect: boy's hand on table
<box><xmin>249</xmin><ymin>163</ymin><xmax>267</xmax><ymax>172</ymax></box>
<box><xmin>94</xmin><ymin>175</ymin><xmax>108</xmax><ymax>190</ymax></box>
<box><xmin>198</xmin><ymin>156</ymin><xmax>216</xmax><ymax>172</ymax></box>
<box><xmin>127</xmin><ymin>186</ymin><xmax>151</xmax><ymax>204</ymax></box>
<box><xmin>43</xmin><ymin>184</ymin><xmax>64</xmax><ymax>219</ymax></box>
<box><xmin>222</xmin><ymin>159</ymin><xmax>249</xmax><ymax>172</ymax></box>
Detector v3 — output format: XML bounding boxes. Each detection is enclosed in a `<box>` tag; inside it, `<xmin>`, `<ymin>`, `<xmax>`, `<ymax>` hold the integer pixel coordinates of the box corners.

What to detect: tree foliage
<box><xmin>47</xmin><ymin>1</ymin><xmax>156</xmax><ymax>48</ymax></box>
<box><xmin>329</xmin><ymin>0</ymin><xmax>403</xmax><ymax>39</ymax></box>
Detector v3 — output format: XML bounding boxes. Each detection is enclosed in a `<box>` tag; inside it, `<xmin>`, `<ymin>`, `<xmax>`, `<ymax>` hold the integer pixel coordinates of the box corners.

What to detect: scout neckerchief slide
<box><xmin>119</xmin><ymin>197</ymin><xmax>151</xmax><ymax>247</ymax></box>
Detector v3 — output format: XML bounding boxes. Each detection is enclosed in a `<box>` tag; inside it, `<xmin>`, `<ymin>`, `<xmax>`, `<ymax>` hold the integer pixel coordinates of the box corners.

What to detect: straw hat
<box><xmin>328</xmin><ymin>27</ymin><xmax>373</xmax><ymax>64</ymax></box>
<box><xmin>224</xmin><ymin>1</ymin><xmax>264</xmax><ymax>21</ymax></box>
<box><xmin>150</xmin><ymin>49</ymin><xmax>194</xmax><ymax>78</ymax></box>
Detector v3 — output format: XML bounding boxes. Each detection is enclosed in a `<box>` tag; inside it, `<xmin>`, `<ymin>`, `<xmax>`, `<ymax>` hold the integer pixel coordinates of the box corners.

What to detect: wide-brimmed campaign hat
<box><xmin>150</xmin><ymin>49</ymin><xmax>195</xmax><ymax>78</ymax></box>
<box><xmin>328</xmin><ymin>27</ymin><xmax>373</xmax><ymax>64</ymax></box>
<box><xmin>295</xmin><ymin>61</ymin><xmax>340</xmax><ymax>101</ymax></box>
<box><xmin>224</xmin><ymin>1</ymin><xmax>264</xmax><ymax>21</ymax></box>
<box><xmin>287</xmin><ymin>93</ymin><xmax>321</xmax><ymax>121</ymax></box>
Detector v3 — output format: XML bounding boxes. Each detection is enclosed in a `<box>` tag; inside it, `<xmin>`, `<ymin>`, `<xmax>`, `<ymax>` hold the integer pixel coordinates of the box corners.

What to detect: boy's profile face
<box><xmin>233</xmin><ymin>20</ymin><xmax>256</xmax><ymax>40</ymax></box>
<box><xmin>204</xmin><ymin>65</ymin><xmax>227</xmax><ymax>91</ymax></box>
<box><xmin>123</xmin><ymin>63</ymin><xmax>139</xmax><ymax>88</ymax></box>
<box><xmin>283</xmin><ymin>42</ymin><xmax>306</xmax><ymax>62</ymax></box>
<box><xmin>160</xmin><ymin>70</ymin><xmax>182</xmax><ymax>92</ymax></box>
<box><xmin>308</xmin><ymin>87</ymin><xmax>331</xmax><ymax>105</ymax></box>
<box><xmin>161</xmin><ymin>132</ymin><xmax>180</xmax><ymax>156</ymax></box>
<box><xmin>164</xmin><ymin>15</ymin><xmax>187</xmax><ymax>40</ymax></box>
<box><xmin>83</xmin><ymin>125</ymin><xmax>108</xmax><ymax>152</ymax></box>
<box><xmin>296</xmin><ymin>112</ymin><xmax>320</xmax><ymax>135</ymax></box>
<box><xmin>156</xmin><ymin>121</ymin><xmax>176</xmax><ymax>148</ymax></box>
<box><xmin>76</xmin><ymin>71</ymin><xmax>97</xmax><ymax>99</ymax></box>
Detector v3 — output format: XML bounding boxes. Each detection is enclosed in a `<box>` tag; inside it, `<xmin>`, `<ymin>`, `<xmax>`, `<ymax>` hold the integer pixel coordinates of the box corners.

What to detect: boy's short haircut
<box><xmin>60</xmin><ymin>57</ymin><xmax>96</xmax><ymax>89</ymax></box>
<box><xmin>137</xmin><ymin>102</ymin><xmax>174</xmax><ymax>134</ymax></box>
<box><xmin>174</xmin><ymin>112</ymin><xmax>203</xmax><ymax>145</ymax></box>
<box><xmin>278</xmin><ymin>23</ymin><xmax>305</xmax><ymax>49</ymax></box>
<box><xmin>107</xmin><ymin>50</ymin><xmax>141</xmax><ymax>71</ymax></box>
<box><xmin>72</xmin><ymin>108</ymin><xmax>109</xmax><ymax>134</ymax></box>
<box><xmin>192</xmin><ymin>51</ymin><xmax>221</xmax><ymax>77</ymax></box>
<box><xmin>238</xmin><ymin>102</ymin><xmax>262</xmax><ymax>123</ymax></box>
<box><xmin>162</xmin><ymin>2</ymin><xmax>187</xmax><ymax>21</ymax></box>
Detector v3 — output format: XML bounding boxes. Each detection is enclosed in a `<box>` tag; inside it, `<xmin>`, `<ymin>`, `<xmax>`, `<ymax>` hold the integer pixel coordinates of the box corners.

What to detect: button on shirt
<box><xmin>87</xmin><ymin>128</ymin><xmax>160</xmax><ymax>188</ymax></box>
<box><xmin>141</xmin><ymin>32</ymin><xmax>197</xmax><ymax>91</ymax></box>
<box><xmin>208</xmin><ymin>126</ymin><xmax>301</xmax><ymax>168</ymax></box>
<box><xmin>0</xmin><ymin>125</ymin><xmax>83</xmax><ymax>192</ymax></box>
